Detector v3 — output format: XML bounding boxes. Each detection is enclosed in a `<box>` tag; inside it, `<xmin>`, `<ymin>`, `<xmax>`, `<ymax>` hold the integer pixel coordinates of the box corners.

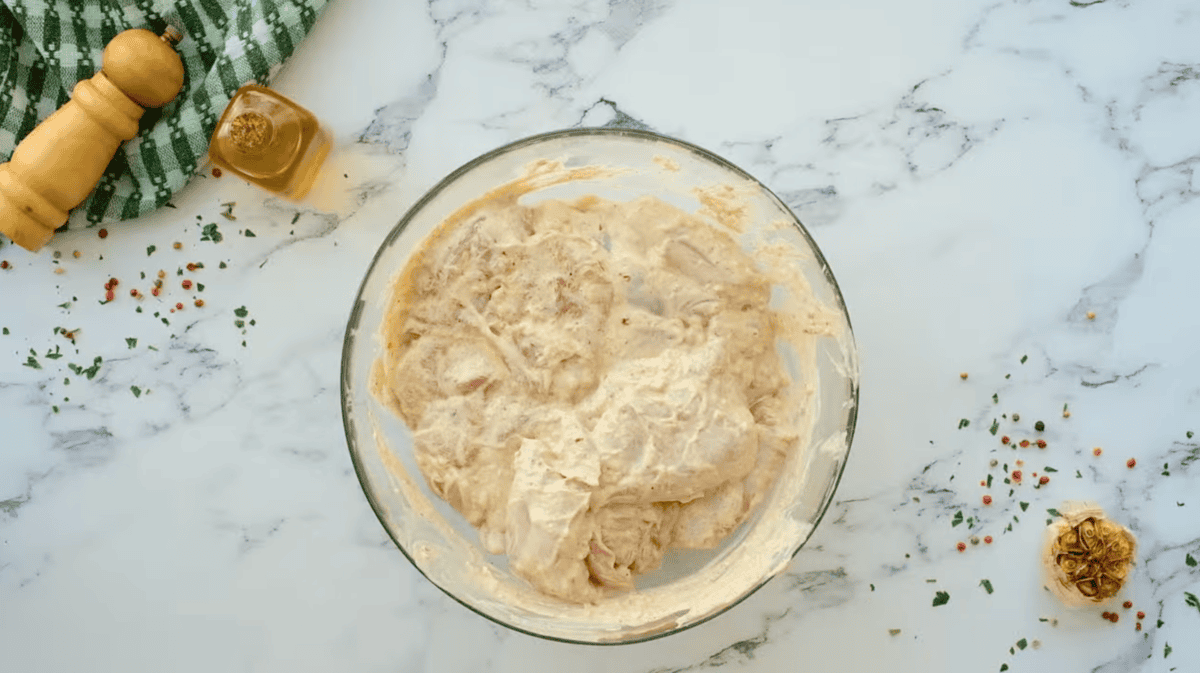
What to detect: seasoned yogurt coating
<box><xmin>375</xmin><ymin>192</ymin><xmax>804</xmax><ymax>602</ymax></box>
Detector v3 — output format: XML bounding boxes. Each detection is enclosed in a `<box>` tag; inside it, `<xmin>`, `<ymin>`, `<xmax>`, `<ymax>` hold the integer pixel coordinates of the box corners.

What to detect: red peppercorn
<box><xmin>1039</xmin><ymin>476</ymin><xmax>1050</xmax><ymax>485</ymax></box>
<box><xmin>130</xmin><ymin>289</ymin><xmax>138</xmax><ymax>297</ymax></box>
<box><xmin>212</xmin><ymin>167</ymin><xmax>222</xmax><ymax>178</ymax></box>
<box><xmin>108</xmin><ymin>278</ymin><xmax>118</xmax><ymax>288</ymax></box>
<box><xmin>982</xmin><ymin>495</ymin><xmax>993</xmax><ymax>505</ymax></box>
<box><xmin>1136</xmin><ymin>622</ymin><xmax>1142</xmax><ymax>631</ymax></box>
<box><xmin>175</xmin><ymin>302</ymin><xmax>184</xmax><ymax>310</ymax></box>
<box><xmin>104</xmin><ymin>289</ymin><xmax>114</xmax><ymax>302</ymax></box>
<box><xmin>0</xmin><ymin>260</ymin><xmax>8</xmax><ymax>269</ymax></box>
<box><xmin>98</xmin><ymin>228</ymin><xmax>108</xmax><ymax>239</ymax></box>
<box><xmin>984</xmin><ymin>535</ymin><xmax>993</xmax><ymax>544</ymax></box>
<box><xmin>1123</xmin><ymin>601</ymin><xmax>1133</xmax><ymax>609</ymax></box>
<box><xmin>1101</xmin><ymin>612</ymin><xmax>1111</xmax><ymax>619</ymax></box>
<box><xmin>980</xmin><ymin>480</ymin><xmax>986</xmax><ymax>487</ymax></box>
<box><xmin>1127</xmin><ymin>458</ymin><xmax>1136</xmax><ymax>468</ymax></box>
<box><xmin>1001</xmin><ymin>435</ymin><xmax>1010</xmax><ymax>444</ymax></box>
<box><xmin>1036</xmin><ymin>439</ymin><xmax>1047</xmax><ymax>449</ymax></box>
<box><xmin>1019</xmin><ymin>439</ymin><xmax>1030</xmax><ymax>448</ymax></box>
<box><xmin>151</xmin><ymin>287</ymin><xmax>160</xmax><ymax>297</ymax></box>
<box><xmin>186</xmin><ymin>263</ymin><xmax>197</xmax><ymax>272</ymax></box>
<box><xmin>1094</xmin><ymin>447</ymin><xmax>1103</xmax><ymax>456</ymax></box>
<box><xmin>1137</xmin><ymin>611</ymin><xmax>1145</xmax><ymax>620</ymax></box>
<box><xmin>181</xmin><ymin>279</ymin><xmax>193</xmax><ymax>290</ymax></box>
<box><xmin>194</xmin><ymin>299</ymin><xmax>205</xmax><ymax>308</ymax></box>
<box><xmin>1012</xmin><ymin>470</ymin><xmax>1022</xmax><ymax>481</ymax></box>
<box><xmin>1111</xmin><ymin>613</ymin><xmax>1119</xmax><ymax>623</ymax></box>
<box><xmin>956</xmin><ymin>542</ymin><xmax>966</xmax><ymax>552</ymax></box>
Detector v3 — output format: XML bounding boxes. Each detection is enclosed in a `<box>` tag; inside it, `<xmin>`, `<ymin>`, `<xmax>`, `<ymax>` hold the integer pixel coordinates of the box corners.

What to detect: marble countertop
<box><xmin>4</xmin><ymin>0</ymin><xmax>1200</xmax><ymax>670</ymax></box>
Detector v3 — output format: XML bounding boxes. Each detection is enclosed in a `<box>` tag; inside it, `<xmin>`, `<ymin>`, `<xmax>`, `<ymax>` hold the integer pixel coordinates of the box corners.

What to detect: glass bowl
<box><xmin>341</xmin><ymin>128</ymin><xmax>858</xmax><ymax>644</ymax></box>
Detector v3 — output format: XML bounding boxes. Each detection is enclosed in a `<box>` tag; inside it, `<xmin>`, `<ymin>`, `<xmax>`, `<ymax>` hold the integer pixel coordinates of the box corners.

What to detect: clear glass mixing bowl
<box><xmin>341</xmin><ymin>128</ymin><xmax>858</xmax><ymax>644</ymax></box>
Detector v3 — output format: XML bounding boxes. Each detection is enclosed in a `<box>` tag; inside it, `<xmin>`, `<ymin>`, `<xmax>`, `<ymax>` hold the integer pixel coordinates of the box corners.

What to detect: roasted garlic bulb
<box><xmin>1043</xmin><ymin>502</ymin><xmax>1136</xmax><ymax>606</ymax></box>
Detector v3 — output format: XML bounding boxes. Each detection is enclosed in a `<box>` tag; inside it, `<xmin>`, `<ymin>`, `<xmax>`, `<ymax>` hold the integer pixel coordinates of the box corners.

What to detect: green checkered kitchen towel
<box><xmin>0</xmin><ymin>0</ymin><xmax>329</xmax><ymax>225</ymax></box>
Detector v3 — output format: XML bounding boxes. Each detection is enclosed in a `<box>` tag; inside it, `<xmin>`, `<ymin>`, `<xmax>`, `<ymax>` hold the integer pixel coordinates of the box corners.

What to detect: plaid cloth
<box><xmin>0</xmin><ymin>0</ymin><xmax>329</xmax><ymax>224</ymax></box>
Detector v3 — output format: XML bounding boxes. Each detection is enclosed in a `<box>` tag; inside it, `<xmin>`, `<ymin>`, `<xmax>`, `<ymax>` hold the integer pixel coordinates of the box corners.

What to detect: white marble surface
<box><xmin>3</xmin><ymin>0</ymin><xmax>1200</xmax><ymax>670</ymax></box>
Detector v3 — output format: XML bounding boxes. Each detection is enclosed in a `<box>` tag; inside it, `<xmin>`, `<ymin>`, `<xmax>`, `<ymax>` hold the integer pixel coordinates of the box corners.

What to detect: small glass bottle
<box><xmin>208</xmin><ymin>84</ymin><xmax>332</xmax><ymax>200</ymax></box>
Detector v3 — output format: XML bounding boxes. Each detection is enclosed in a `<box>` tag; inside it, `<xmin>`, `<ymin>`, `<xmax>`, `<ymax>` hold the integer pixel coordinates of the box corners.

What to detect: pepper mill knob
<box><xmin>104</xmin><ymin>28</ymin><xmax>186</xmax><ymax>108</ymax></box>
<box><xmin>0</xmin><ymin>27</ymin><xmax>185</xmax><ymax>252</ymax></box>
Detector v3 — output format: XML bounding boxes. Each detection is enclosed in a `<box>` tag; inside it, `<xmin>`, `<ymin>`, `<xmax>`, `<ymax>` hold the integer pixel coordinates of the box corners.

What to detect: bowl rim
<box><xmin>340</xmin><ymin>126</ymin><xmax>859</xmax><ymax>645</ymax></box>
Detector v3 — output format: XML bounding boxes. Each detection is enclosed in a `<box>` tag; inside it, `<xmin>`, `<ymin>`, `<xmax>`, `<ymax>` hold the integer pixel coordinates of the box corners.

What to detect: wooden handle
<box><xmin>0</xmin><ymin>28</ymin><xmax>185</xmax><ymax>252</ymax></box>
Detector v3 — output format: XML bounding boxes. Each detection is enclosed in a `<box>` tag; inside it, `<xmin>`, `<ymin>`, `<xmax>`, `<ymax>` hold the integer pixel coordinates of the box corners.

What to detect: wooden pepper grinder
<box><xmin>0</xmin><ymin>27</ymin><xmax>185</xmax><ymax>252</ymax></box>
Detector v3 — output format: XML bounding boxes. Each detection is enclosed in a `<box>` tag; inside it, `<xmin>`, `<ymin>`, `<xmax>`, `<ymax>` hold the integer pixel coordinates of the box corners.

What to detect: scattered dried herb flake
<box><xmin>201</xmin><ymin>223</ymin><xmax>224</xmax><ymax>243</ymax></box>
<box><xmin>932</xmin><ymin>591</ymin><xmax>950</xmax><ymax>607</ymax></box>
<box><xmin>980</xmin><ymin>579</ymin><xmax>994</xmax><ymax>594</ymax></box>
<box><xmin>1186</xmin><ymin>592</ymin><xmax>1200</xmax><ymax>615</ymax></box>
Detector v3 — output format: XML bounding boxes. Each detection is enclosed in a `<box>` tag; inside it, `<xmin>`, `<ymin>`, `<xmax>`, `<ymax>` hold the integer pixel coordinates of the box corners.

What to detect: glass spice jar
<box><xmin>208</xmin><ymin>84</ymin><xmax>332</xmax><ymax>200</ymax></box>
